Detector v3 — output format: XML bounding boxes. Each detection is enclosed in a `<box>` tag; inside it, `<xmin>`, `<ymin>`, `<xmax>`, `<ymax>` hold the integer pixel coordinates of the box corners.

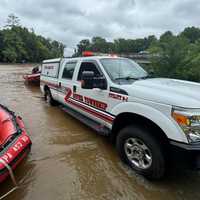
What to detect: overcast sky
<box><xmin>0</xmin><ymin>0</ymin><xmax>199</xmax><ymax>55</ymax></box>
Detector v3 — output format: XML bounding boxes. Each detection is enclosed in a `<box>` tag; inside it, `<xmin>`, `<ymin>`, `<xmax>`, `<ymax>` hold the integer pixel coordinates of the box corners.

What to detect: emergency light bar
<box><xmin>82</xmin><ymin>51</ymin><xmax>118</xmax><ymax>57</ymax></box>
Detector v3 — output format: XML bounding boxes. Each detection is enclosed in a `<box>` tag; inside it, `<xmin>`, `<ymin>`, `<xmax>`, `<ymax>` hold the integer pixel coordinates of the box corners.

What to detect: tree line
<box><xmin>74</xmin><ymin>27</ymin><xmax>200</xmax><ymax>82</ymax></box>
<box><xmin>1</xmin><ymin>14</ymin><xmax>200</xmax><ymax>82</ymax></box>
<box><xmin>74</xmin><ymin>35</ymin><xmax>157</xmax><ymax>56</ymax></box>
<box><xmin>0</xmin><ymin>14</ymin><xmax>65</xmax><ymax>63</ymax></box>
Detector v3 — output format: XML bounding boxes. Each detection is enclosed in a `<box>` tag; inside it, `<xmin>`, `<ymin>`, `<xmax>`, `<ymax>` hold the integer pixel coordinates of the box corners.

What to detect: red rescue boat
<box><xmin>23</xmin><ymin>65</ymin><xmax>41</xmax><ymax>84</ymax></box>
<box><xmin>23</xmin><ymin>73</ymin><xmax>40</xmax><ymax>83</ymax></box>
<box><xmin>0</xmin><ymin>104</ymin><xmax>31</xmax><ymax>183</ymax></box>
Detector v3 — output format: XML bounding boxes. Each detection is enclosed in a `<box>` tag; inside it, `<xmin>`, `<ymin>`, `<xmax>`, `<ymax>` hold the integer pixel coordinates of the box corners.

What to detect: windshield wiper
<box><xmin>115</xmin><ymin>76</ymin><xmax>138</xmax><ymax>81</ymax></box>
<box><xmin>138</xmin><ymin>75</ymin><xmax>150</xmax><ymax>80</ymax></box>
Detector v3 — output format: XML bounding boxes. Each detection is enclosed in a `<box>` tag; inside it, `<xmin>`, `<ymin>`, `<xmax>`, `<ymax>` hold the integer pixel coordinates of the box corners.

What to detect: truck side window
<box><xmin>77</xmin><ymin>62</ymin><xmax>101</xmax><ymax>81</ymax></box>
<box><xmin>62</xmin><ymin>62</ymin><xmax>77</xmax><ymax>79</ymax></box>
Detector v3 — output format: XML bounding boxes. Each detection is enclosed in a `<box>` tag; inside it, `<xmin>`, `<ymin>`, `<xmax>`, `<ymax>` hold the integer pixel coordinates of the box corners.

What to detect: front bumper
<box><xmin>170</xmin><ymin>140</ymin><xmax>200</xmax><ymax>151</ymax></box>
<box><xmin>169</xmin><ymin>140</ymin><xmax>200</xmax><ymax>169</ymax></box>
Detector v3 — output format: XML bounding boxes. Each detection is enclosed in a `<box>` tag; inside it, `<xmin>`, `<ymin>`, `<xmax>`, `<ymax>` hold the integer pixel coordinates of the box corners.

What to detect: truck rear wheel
<box><xmin>116</xmin><ymin>125</ymin><xmax>165</xmax><ymax>180</ymax></box>
<box><xmin>44</xmin><ymin>89</ymin><xmax>57</xmax><ymax>106</ymax></box>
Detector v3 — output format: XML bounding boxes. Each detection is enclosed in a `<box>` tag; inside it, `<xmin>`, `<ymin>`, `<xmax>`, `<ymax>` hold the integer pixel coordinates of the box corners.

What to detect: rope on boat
<box><xmin>0</xmin><ymin>159</ymin><xmax>18</xmax><ymax>200</ymax></box>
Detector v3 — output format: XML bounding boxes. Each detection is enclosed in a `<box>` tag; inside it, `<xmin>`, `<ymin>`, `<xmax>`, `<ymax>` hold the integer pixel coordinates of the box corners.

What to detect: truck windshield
<box><xmin>100</xmin><ymin>58</ymin><xmax>148</xmax><ymax>83</ymax></box>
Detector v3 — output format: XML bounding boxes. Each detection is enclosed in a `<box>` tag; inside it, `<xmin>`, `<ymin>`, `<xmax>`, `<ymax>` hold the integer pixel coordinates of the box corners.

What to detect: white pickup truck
<box><xmin>40</xmin><ymin>53</ymin><xmax>200</xmax><ymax>179</ymax></box>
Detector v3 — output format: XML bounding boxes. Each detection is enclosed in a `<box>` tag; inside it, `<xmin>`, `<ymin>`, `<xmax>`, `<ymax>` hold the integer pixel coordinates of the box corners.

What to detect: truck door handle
<box><xmin>73</xmin><ymin>85</ymin><xmax>76</xmax><ymax>93</ymax></box>
<box><xmin>59</xmin><ymin>82</ymin><xmax>61</xmax><ymax>87</ymax></box>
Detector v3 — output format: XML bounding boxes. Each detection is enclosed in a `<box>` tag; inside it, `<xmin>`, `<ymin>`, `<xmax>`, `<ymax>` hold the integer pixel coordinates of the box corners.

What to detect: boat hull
<box><xmin>23</xmin><ymin>73</ymin><xmax>40</xmax><ymax>83</ymax></box>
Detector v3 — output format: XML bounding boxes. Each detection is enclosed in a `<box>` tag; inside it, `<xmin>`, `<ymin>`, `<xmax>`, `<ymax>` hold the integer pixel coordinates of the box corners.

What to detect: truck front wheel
<box><xmin>116</xmin><ymin>125</ymin><xmax>165</xmax><ymax>180</ymax></box>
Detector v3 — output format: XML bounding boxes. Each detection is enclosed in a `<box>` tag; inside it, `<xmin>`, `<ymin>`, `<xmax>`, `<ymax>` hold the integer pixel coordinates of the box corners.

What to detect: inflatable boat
<box><xmin>23</xmin><ymin>73</ymin><xmax>40</xmax><ymax>83</ymax></box>
<box><xmin>23</xmin><ymin>65</ymin><xmax>41</xmax><ymax>84</ymax></box>
<box><xmin>0</xmin><ymin>104</ymin><xmax>31</xmax><ymax>184</ymax></box>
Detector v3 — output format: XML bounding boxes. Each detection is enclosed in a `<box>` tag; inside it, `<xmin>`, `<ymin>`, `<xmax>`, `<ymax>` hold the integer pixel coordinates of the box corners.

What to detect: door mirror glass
<box><xmin>81</xmin><ymin>71</ymin><xmax>94</xmax><ymax>89</ymax></box>
<box><xmin>81</xmin><ymin>71</ymin><xmax>107</xmax><ymax>90</ymax></box>
<box><xmin>93</xmin><ymin>77</ymin><xmax>107</xmax><ymax>90</ymax></box>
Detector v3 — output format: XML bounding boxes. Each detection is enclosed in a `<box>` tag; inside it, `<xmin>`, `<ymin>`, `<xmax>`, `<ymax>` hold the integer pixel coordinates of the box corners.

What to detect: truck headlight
<box><xmin>172</xmin><ymin>108</ymin><xmax>200</xmax><ymax>143</ymax></box>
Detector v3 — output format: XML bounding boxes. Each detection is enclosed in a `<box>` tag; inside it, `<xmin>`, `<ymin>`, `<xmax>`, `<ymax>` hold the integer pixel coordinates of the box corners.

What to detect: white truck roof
<box><xmin>43</xmin><ymin>58</ymin><xmax>62</xmax><ymax>63</ymax></box>
<box><xmin>43</xmin><ymin>56</ymin><xmax>123</xmax><ymax>64</ymax></box>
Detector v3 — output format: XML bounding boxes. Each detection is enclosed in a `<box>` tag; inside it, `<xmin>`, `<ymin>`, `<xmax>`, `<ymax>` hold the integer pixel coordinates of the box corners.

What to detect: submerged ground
<box><xmin>0</xmin><ymin>64</ymin><xmax>200</xmax><ymax>200</ymax></box>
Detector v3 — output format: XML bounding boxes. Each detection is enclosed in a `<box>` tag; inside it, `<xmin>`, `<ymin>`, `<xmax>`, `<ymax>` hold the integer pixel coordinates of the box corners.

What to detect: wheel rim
<box><xmin>124</xmin><ymin>138</ymin><xmax>152</xmax><ymax>169</ymax></box>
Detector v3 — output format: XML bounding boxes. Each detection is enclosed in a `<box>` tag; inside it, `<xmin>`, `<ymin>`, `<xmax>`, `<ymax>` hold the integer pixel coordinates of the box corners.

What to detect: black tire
<box><xmin>44</xmin><ymin>89</ymin><xmax>57</xmax><ymax>106</ymax></box>
<box><xmin>116</xmin><ymin>125</ymin><xmax>165</xmax><ymax>180</ymax></box>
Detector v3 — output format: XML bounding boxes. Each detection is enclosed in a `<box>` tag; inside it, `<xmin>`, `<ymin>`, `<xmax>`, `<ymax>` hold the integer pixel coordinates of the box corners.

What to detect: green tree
<box><xmin>145</xmin><ymin>35</ymin><xmax>157</xmax><ymax>48</ymax></box>
<box><xmin>160</xmin><ymin>31</ymin><xmax>174</xmax><ymax>43</ymax></box>
<box><xmin>2</xmin><ymin>48</ymin><xmax>17</xmax><ymax>62</ymax></box>
<box><xmin>114</xmin><ymin>38</ymin><xmax>128</xmax><ymax>53</ymax></box>
<box><xmin>76</xmin><ymin>39</ymin><xmax>90</xmax><ymax>56</ymax></box>
<box><xmin>5</xmin><ymin>14</ymin><xmax>20</xmax><ymax>28</ymax></box>
<box><xmin>149</xmin><ymin>29</ymin><xmax>200</xmax><ymax>82</ymax></box>
<box><xmin>75</xmin><ymin>35</ymin><xmax>158</xmax><ymax>56</ymax></box>
<box><xmin>0</xmin><ymin>23</ymin><xmax>65</xmax><ymax>63</ymax></box>
<box><xmin>179</xmin><ymin>40</ymin><xmax>200</xmax><ymax>81</ymax></box>
<box><xmin>0</xmin><ymin>32</ymin><xmax>4</xmax><ymax>61</ymax></box>
<box><xmin>181</xmin><ymin>27</ymin><xmax>200</xmax><ymax>43</ymax></box>
<box><xmin>151</xmin><ymin>35</ymin><xmax>189</xmax><ymax>78</ymax></box>
<box><xmin>90</xmin><ymin>37</ymin><xmax>109</xmax><ymax>52</ymax></box>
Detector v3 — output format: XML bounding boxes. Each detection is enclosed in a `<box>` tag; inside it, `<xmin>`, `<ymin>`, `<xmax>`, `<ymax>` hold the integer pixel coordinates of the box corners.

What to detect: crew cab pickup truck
<box><xmin>40</xmin><ymin>54</ymin><xmax>200</xmax><ymax>179</ymax></box>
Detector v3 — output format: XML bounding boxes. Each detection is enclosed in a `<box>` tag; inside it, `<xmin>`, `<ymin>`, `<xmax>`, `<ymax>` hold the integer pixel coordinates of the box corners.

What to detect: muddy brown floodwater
<box><xmin>1</xmin><ymin>64</ymin><xmax>200</xmax><ymax>200</ymax></box>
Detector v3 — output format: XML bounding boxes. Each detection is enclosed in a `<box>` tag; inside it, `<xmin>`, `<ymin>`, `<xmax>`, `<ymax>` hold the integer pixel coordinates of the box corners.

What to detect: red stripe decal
<box><xmin>64</xmin><ymin>88</ymin><xmax>72</xmax><ymax>101</ymax></box>
<box><xmin>66</xmin><ymin>98</ymin><xmax>114</xmax><ymax>123</ymax></box>
<box><xmin>41</xmin><ymin>80</ymin><xmax>59</xmax><ymax>89</ymax></box>
<box><xmin>41</xmin><ymin>82</ymin><xmax>114</xmax><ymax>124</ymax></box>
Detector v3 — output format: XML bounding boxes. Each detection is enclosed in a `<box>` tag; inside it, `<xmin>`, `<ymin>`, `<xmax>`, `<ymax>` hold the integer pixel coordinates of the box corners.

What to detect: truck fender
<box><xmin>111</xmin><ymin>102</ymin><xmax>188</xmax><ymax>143</ymax></box>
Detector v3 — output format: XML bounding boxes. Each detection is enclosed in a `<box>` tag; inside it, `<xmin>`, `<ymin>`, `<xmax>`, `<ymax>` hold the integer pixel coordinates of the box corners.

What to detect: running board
<box><xmin>61</xmin><ymin>105</ymin><xmax>110</xmax><ymax>136</ymax></box>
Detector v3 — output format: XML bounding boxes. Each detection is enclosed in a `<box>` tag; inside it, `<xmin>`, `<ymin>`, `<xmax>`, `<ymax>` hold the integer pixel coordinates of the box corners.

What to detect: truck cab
<box><xmin>40</xmin><ymin>54</ymin><xmax>200</xmax><ymax>180</ymax></box>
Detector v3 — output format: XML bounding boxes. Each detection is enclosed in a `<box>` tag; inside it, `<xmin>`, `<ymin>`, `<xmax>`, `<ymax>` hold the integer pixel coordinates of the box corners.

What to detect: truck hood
<box><xmin>122</xmin><ymin>78</ymin><xmax>200</xmax><ymax>108</ymax></box>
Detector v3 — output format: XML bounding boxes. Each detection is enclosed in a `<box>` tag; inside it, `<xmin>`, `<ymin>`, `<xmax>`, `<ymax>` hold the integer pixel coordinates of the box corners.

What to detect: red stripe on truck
<box><xmin>66</xmin><ymin>98</ymin><xmax>114</xmax><ymax>124</ymax></box>
<box><xmin>40</xmin><ymin>80</ymin><xmax>59</xmax><ymax>89</ymax></box>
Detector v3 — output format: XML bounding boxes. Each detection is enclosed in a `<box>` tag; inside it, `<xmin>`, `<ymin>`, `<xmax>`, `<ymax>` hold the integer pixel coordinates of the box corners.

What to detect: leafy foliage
<box><xmin>5</xmin><ymin>14</ymin><xmax>20</xmax><ymax>28</ymax></box>
<box><xmin>74</xmin><ymin>27</ymin><xmax>200</xmax><ymax>82</ymax></box>
<box><xmin>181</xmin><ymin>27</ymin><xmax>200</xmax><ymax>43</ymax></box>
<box><xmin>0</xmin><ymin>15</ymin><xmax>65</xmax><ymax>63</ymax></box>
<box><xmin>74</xmin><ymin>35</ymin><xmax>157</xmax><ymax>57</ymax></box>
<box><xmin>150</xmin><ymin>30</ymin><xmax>200</xmax><ymax>82</ymax></box>
<box><xmin>1</xmin><ymin>14</ymin><xmax>200</xmax><ymax>82</ymax></box>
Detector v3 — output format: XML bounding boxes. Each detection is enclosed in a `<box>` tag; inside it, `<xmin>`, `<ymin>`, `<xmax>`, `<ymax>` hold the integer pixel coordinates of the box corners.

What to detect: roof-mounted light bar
<box><xmin>82</xmin><ymin>51</ymin><xmax>118</xmax><ymax>57</ymax></box>
<box><xmin>82</xmin><ymin>51</ymin><xmax>94</xmax><ymax>57</ymax></box>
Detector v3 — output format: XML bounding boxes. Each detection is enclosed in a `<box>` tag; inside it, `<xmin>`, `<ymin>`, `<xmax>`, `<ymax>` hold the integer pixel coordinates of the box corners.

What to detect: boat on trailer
<box><xmin>0</xmin><ymin>104</ymin><xmax>31</xmax><ymax>197</ymax></box>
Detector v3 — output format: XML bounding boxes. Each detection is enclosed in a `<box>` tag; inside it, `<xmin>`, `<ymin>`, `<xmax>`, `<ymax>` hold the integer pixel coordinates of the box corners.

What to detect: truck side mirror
<box><xmin>81</xmin><ymin>71</ymin><xmax>107</xmax><ymax>90</ymax></box>
<box><xmin>81</xmin><ymin>71</ymin><xmax>94</xmax><ymax>89</ymax></box>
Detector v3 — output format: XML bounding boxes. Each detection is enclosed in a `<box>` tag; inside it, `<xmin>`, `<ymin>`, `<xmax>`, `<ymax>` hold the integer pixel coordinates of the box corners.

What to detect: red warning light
<box><xmin>82</xmin><ymin>51</ymin><xmax>118</xmax><ymax>57</ymax></box>
<box><xmin>82</xmin><ymin>51</ymin><xmax>94</xmax><ymax>57</ymax></box>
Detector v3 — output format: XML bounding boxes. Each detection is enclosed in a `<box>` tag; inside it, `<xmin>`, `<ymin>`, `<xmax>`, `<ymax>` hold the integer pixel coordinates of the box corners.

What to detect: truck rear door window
<box><xmin>62</xmin><ymin>62</ymin><xmax>77</xmax><ymax>79</ymax></box>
